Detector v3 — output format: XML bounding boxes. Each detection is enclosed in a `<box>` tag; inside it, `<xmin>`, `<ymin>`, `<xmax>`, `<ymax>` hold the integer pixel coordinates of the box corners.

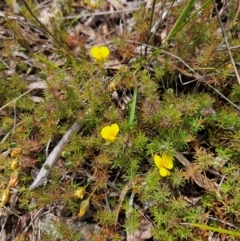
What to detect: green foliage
<box><xmin>1</xmin><ymin>0</ymin><xmax>240</xmax><ymax>239</ymax></box>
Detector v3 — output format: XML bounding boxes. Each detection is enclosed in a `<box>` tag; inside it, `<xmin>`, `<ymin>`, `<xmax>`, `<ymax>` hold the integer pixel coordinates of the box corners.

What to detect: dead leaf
<box><xmin>115</xmin><ymin>180</ymin><xmax>135</xmax><ymax>225</ymax></box>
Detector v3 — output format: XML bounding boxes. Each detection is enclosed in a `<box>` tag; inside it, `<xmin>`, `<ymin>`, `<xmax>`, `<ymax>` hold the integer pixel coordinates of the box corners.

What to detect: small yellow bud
<box><xmin>11</xmin><ymin>159</ymin><xmax>19</xmax><ymax>171</ymax></box>
<box><xmin>89</xmin><ymin>2</ymin><xmax>96</xmax><ymax>9</ymax></box>
<box><xmin>1</xmin><ymin>187</ymin><xmax>10</xmax><ymax>207</ymax></box>
<box><xmin>74</xmin><ymin>187</ymin><xmax>85</xmax><ymax>199</ymax></box>
<box><xmin>108</xmin><ymin>81</ymin><xmax>116</xmax><ymax>92</ymax></box>
<box><xmin>78</xmin><ymin>198</ymin><xmax>90</xmax><ymax>218</ymax></box>
<box><xmin>8</xmin><ymin>171</ymin><xmax>19</xmax><ymax>187</ymax></box>
<box><xmin>226</xmin><ymin>64</ymin><xmax>232</xmax><ymax>70</ymax></box>
<box><xmin>11</xmin><ymin>147</ymin><xmax>22</xmax><ymax>158</ymax></box>
<box><xmin>61</xmin><ymin>151</ymin><xmax>71</xmax><ymax>158</ymax></box>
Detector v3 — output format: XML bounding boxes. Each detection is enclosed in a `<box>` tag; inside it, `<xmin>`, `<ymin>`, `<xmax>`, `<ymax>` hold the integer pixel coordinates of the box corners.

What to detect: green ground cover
<box><xmin>1</xmin><ymin>0</ymin><xmax>240</xmax><ymax>240</ymax></box>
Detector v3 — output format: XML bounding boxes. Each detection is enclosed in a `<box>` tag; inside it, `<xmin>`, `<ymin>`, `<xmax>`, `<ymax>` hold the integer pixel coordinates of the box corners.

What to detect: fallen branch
<box><xmin>29</xmin><ymin>121</ymin><xmax>82</xmax><ymax>190</ymax></box>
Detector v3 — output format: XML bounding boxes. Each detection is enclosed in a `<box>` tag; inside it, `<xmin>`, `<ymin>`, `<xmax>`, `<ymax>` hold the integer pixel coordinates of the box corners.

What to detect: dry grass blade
<box><xmin>114</xmin><ymin>179</ymin><xmax>135</xmax><ymax>226</ymax></box>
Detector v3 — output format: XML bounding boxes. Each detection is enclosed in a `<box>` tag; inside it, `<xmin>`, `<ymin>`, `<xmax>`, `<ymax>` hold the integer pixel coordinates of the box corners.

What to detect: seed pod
<box><xmin>78</xmin><ymin>198</ymin><xmax>90</xmax><ymax>218</ymax></box>
<box><xmin>11</xmin><ymin>159</ymin><xmax>19</xmax><ymax>171</ymax></box>
<box><xmin>61</xmin><ymin>151</ymin><xmax>71</xmax><ymax>158</ymax></box>
<box><xmin>8</xmin><ymin>171</ymin><xmax>19</xmax><ymax>187</ymax></box>
<box><xmin>1</xmin><ymin>187</ymin><xmax>10</xmax><ymax>207</ymax></box>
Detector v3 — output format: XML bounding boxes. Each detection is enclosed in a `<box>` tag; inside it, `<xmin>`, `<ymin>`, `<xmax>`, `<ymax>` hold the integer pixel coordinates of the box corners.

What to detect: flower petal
<box><xmin>74</xmin><ymin>187</ymin><xmax>85</xmax><ymax>199</ymax></box>
<box><xmin>110</xmin><ymin>124</ymin><xmax>119</xmax><ymax>136</ymax></box>
<box><xmin>154</xmin><ymin>154</ymin><xmax>163</xmax><ymax>169</ymax></box>
<box><xmin>159</xmin><ymin>167</ymin><xmax>170</xmax><ymax>177</ymax></box>
<box><xmin>101</xmin><ymin>126</ymin><xmax>111</xmax><ymax>140</ymax></box>
<box><xmin>107</xmin><ymin>136</ymin><xmax>116</xmax><ymax>142</ymax></box>
<box><xmin>99</xmin><ymin>46</ymin><xmax>110</xmax><ymax>59</ymax></box>
<box><xmin>162</xmin><ymin>153</ymin><xmax>173</xmax><ymax>170</ymax></box>
<box><xmin>90</xmin><ymin>46</ymin><xmax>101</xmax><ymax>60</ymax></box>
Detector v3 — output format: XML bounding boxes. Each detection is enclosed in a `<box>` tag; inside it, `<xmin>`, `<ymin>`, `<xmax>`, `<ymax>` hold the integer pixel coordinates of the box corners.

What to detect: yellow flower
<box><xmin>90</xmin><ymin>46</ymin><xmax>110</xmax><ymax>61</ymax></box>
<box><xmin>74</xmin><ymin>187</ymin><xmax>85</xmax><ymax>199</ymax></box>
<box><xmin>101</xmin><ymin>124</ymin><xmax>119</xmax><ymax>142</ymax></box>
<box><xmin>154</xmin><ymin>153</ymin><xmax>173</xmax><ymax>177</ymax></box>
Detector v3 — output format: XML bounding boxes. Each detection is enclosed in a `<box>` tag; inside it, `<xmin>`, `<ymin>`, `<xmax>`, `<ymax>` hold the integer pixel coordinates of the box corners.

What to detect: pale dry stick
<box><xmin>217</xmin><ymin>175</ymin><xmax>225</xmax><ymax>193</ymax></box>
<box><xmin>1</xmin><ymin>122</ymin><xmax>22</xmax><ymax>144</ymax></box>
<box><xmin>0</xmin><ymin>10</ymin><xmax>25</xmax><ymax>21</ymax></box>
<box><xmin>26</xmin><ymin>208</ymin><xmax>45</xmax><ymax>240</ymax></box>
<box><xmin>1</xmin><ymin>132</ymin><xmax>10</xmax><ymax>143</ymax></box>
<box><xmin>233</xmin><ymin>0</ymin><xmax>240</xmax><ymax>27</ymax></box>
<box><xmin>216</xmin><ymin>45</ymin><xmax>240</xmax><ymax>50</ymax></box>
<box><xmin>0</xmin><ymin>214</ymin><xmax>8</xmax><ymax>238</ymax></box>
<box><xmin>63</xmin><ymin>8</ymin><xmax>141</xmax><ymax>20</ymax></box>
<box><xmin>11</xmin><ymin>100</ymin><xmax>17</xmax><ymax>140</ymax></box>
<box><xmin>212</xmin><ymin>0</ymin><xmax>240</xmax><ymax>85</ymax></box>
<box><xmin>45</xmin><ymin>138</ymin><xmax>52</xmax><ymax>157</ymax></box>
<box><xmin>29</xmin><ymin>121</ymin><xmax>81</xmax><ymax>190</ymax></box>
<box><xmin>0</xmin><ymin>81</ymin><xmax>46</xmax><ymax>111</ymax></box>
<box><xmin>207</xmin><ymin>216</ymin><xmax>238</xmax><ymax>229</ymax></box>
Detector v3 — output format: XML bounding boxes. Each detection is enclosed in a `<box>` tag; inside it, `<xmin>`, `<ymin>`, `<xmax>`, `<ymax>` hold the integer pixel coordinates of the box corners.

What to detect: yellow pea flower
<box><xmin>74</xmin><ymin>187</ymin><xmax>85</xmax><ymax>199</ymax></box>
<box><xmin>90</xmin><ymin>46</ymin><xmax>110</xmax><ymax>61</ymax></box>
<box><xmin>154</xmin><ymin>153</ymin><xmax>173</xmax><ymax>177</ymax></box>
<box><xmin>101</xmin><ymin>124</ymin><xmax>119</xmax><ymax>142</ymax></box>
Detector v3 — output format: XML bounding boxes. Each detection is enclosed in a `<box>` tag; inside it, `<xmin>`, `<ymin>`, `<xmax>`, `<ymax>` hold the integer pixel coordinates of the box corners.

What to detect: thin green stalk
<box><xmin>33</xmin><ymin>54</ymin><xmax>60</xmax><ymax>69</ymax></box>
<box><xmin>128</xmin><ymin>86</ymin><xmax>137</xmax><ymax>129</ymax></box>
<box><xmin>189</xmin><ymin>223</ymin><xmax>240</xmax><ymax>237</ymax></box>
<box><xmin>169</xmin><ymin>0</ymin><xmax>211</xmax><ymax>39</ymax></box>
<box><xmin>163</xmin><ymin>0</ymin><xmax>196</xmax><ymax>44</ymax></box>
